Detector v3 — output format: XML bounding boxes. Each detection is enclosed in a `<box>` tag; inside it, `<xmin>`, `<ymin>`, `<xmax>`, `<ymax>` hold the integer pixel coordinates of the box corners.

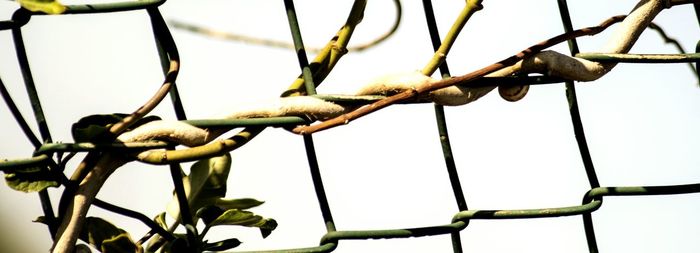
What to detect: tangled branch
<box><xmin>294</xmin><ymin>0</ymin><xmax>670</xmax><ymax>134</ymax></box>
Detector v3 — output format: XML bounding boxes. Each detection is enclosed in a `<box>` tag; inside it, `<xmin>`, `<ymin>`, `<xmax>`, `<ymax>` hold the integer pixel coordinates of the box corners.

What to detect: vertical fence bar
<box><xmin>433</xmin><ymin>106</ymin><xmax>465</xmax><ymax>253</ymax></box>
<box><xmin>283</xmin><ymin>0</ymin><xmax>317</xmax><ymax>95</ymax></box>
<box><xmin>695</xmin><ymin>2</ymin><xmax>700</xmax><ymax>27</ymax></box>
<box><xmin>303</xmin><ymin>135</ymin><xmax>337</xmax><ymax>234</ymax></box>
<box><xmin>421</xmin><ymin>0</ymin><xmax>468</xmax><ymax>213</ymax></box>
<box><xmin>695</xmin><ymin>3</ymin><xmax>700</xmax><ymax>82</ymax></box>
<box><xmin>168</xmin><ymin>161</ymin><xmax>199</xmax><ymax>250</ymax></box>
<box><xmin>10</xmin><ymin>9</ymin><xmax>58</xmax><ymax>238</ymax></box>
<box><xmin>147</xmin><ymin>6</ymin><xmax>198</xmax><ymax>250</ymax></box>
<box><xmin>0</xmin><ymin>77</ymin><xmax>41</xmax><ymax>148</ymax></box>
<box><xmin>11</xmin><ymin>10</ymin><xmax>52</xmax><ymax>143</ymax></box>
<box><xmin>37</xmin><ymin>189</ymin><xmax>57</xmax><ymax>238</ymax></box>
<box><xmin>556</xmin><ymin>1</ymin><xmax>601</xmax><ymax>252</ymax></box>
<box><xmin>556</xmin><ymin>0</ymin><xmax>599</xmax><ymax>189</ymax></box>
<box><xmin>284</xmin><ymin>0</ymin><xmax>336</xmax><ymax>247</ymax></box>
<box><xmin>421</xmin><ymin>1</ymin><xmax>469</xmax><ymax>252</ymax></box>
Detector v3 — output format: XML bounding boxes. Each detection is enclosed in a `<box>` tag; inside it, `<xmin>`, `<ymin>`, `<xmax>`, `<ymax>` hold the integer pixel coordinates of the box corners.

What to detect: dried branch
<box><xmin>116</xmin><ymin>120</ymin><xmax>209</xmax><ymax>147</ymax></box>
<box><xmin>51</xmin><ymin>154</ymin><xmax>129</xmax><ymax>253</ymax></box>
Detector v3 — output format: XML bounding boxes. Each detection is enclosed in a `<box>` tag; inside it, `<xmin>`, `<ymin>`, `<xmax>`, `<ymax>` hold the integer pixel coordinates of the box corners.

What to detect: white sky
<box><xmin>1</xmin><ymin>0</ymin><xmax>700</xmax><ymax>252</ymax></box>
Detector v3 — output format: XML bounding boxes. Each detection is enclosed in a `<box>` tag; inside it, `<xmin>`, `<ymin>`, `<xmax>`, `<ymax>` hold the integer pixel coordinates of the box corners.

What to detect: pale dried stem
<box><xmin>493</xmin><ymin>0</ymin><xmax>665</xmax><ymax>91</ymax></box>
<box><xmin>51</xmin><ymin>154</ymin><xmax>128</xmax><ymax>253</ymax></box>
<box><xmin>430</xmin><ymin>0</ymin><xmax>665</xmax><ymax>104</ymax></box>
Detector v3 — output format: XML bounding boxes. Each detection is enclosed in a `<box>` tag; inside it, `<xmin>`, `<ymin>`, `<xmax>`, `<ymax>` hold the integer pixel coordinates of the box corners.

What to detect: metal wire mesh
<box><xmin>1</xmin><ymin>0</ymin><xmax>699</xmax><ymax>252</ymax></box>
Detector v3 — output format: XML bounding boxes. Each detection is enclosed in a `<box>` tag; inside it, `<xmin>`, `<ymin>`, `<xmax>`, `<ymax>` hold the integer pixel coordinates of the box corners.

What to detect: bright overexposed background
<box><xmin>1</xmin><ymin>0</ymin><xmax>699</xmax><ymax>252</ymax></box>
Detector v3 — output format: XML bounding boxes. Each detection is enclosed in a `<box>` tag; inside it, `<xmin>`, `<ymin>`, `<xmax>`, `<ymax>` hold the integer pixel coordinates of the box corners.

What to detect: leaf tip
<box><xmin>18</xmin><ymin>0</ymin><xmax>67</xmax><ymax>15</ymax></box>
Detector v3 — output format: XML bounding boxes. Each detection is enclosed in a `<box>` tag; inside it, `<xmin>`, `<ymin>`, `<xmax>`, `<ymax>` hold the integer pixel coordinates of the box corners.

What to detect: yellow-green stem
<box><xmin>421</xmin><ymin>0</ymin><xmax>483</xmax><ymax>75</ymax></box>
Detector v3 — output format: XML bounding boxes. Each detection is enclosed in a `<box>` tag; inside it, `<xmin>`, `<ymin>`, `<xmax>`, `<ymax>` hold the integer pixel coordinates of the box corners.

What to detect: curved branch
<box><xmin>109</xmin><ymin>8</ymin><xmax>179</xmax><ymax>136</ymax></box>
<box><xmin>167</xmin><ymin>0</ymin><xmax>400</xmax><ymax>53</ymax></box>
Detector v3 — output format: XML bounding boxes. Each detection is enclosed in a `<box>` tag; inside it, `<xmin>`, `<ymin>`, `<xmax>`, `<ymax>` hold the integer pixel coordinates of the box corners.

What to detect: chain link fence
<box><xmin>1</xmin><ymin>0</ymin><xmax>700</xmax><ymax>252</ymax></box>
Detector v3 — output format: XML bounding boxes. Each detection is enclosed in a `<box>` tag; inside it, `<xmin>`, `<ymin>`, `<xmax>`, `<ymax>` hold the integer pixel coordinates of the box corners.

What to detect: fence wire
<box><xmin>1</xmin><ymin>0</ymin><xmax>700</xmax><ymax>252</ymax></box>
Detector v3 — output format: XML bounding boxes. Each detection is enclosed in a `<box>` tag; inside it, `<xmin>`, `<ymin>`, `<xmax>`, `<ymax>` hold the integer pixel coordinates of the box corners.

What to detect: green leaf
<box><xmin>209</xmin><ymin>209</ymin><xmax>261</xmax><ymax>227</ymax></box>
<box><xmin>75</xmin><ymin>244</ymin><xmax>92</xmax><ymax>253</ymax></box>
<box><xmin>259</xmin><ymin>219</ymin><xmax>278</xmax><ymax>239</ymax></box>
<box><xmin>160</xmin><ymin>234</ymin><xmax>188</xmax><ymax>253</ymax></box>
<box><xmin>79</xmin><ymin>217</ymin><xmax>141</xmax><ymax>253</ymax></box>
<box><xmin>32</xmin><ymin>216</ymin><xmax>47</xmax><ymax>224</ymax></box>
<box><xmin>214</xmin><ymin>198</ymin><xmax>265</xmax><ymax>210</ymax></box>
<box><xmin>17</xmin><ymin>0</ymin><xmax>66</xmax><ymax>14</ymax></box>
<box><xmin>194</xmin><ymin>199</ymin><xmax>265</xmax><ymax>225</ymax></box>
<box><xmin>166</xmin><ymin>154</ymin><xmax>232</xmax><ymax>221</ymax></box>
<box><xmin>71</xmin><ymin>113</ymin><xmax>160</xmax><ymax>143</ymax></box>
<box><xmin>203</xmin><ymin>238</ymin><xmax>242</xmax><ymax>251</ymax></box>
<box><xmin>206</xmin><ymin>209</ymin><xmax>278</xmax><ymax>238</ymax></box>
<box><xmin>3</xmin><ymin>166</ymin><xmax>59</xmax><ymax>193</ymax></box>
<box><xmin>102</xmin><ymin>234</ymin><xmax>143</xmax><ymax>253</ymax></box>
<box><xmin>255</xmin><ymin>218</ymin><xmax>278</xmax><ymax>230</ymax></box>
<box><xmin>195</xmin><ymin>205</ymin><xmax>225</xmax><ymax>225</ymax></box>
<box><xmin>154</xmin><ymin>212</ymin><xmax>168</xmax><ymax>229</ymax></box>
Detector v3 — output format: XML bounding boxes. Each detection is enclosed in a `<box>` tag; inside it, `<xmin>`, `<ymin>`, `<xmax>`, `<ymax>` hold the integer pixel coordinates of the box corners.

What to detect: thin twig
<box><xmin>647</xmin><ymin>22</ymin><xmax>699</xmax><ymax>82</ymax></box>
<box><xmin>108</xmin><ymin>9</ymin><xmax>179</xmax><ymax>136</ymax></box>
<box><xmin>92</xmin><ymin>198</ymin><xmax>175</xmax><ymax>241</ymax></box>
<box><xmin>167</xmin><ymin>0</ymin><xmax>400</xmax><ymax>53</ymax></box>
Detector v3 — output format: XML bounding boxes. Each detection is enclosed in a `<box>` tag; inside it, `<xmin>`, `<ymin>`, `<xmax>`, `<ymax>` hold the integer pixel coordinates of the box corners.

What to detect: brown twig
<box><xmin>292</xmin><ymin>15</ymin><xmax>627</xmax><ymax>135</ymax></box>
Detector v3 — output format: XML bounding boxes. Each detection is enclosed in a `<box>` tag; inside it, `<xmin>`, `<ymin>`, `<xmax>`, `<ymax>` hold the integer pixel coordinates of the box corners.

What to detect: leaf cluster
<box><xmin>148</xmin><ymin>154</ymin><xmax>277</xmax><ymax>252</ymax></box>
